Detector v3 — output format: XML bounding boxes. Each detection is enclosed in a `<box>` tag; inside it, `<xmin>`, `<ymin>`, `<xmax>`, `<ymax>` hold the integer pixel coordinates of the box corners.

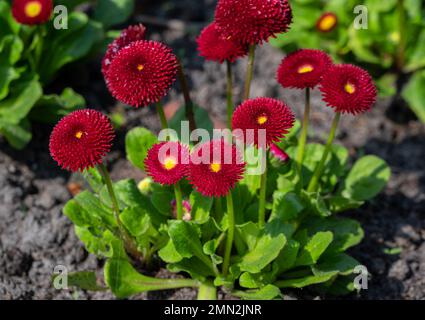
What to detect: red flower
<box><xmin>188</xmin><ymin>140</ymin><xmax>245</xmax><ymax>197</ymax></box>
<box><xmin>277</xmin><ymin>49</ymin><xmax>332</xmax><ymax>89</ymax></box>
<box><xmin>320</xmin><ymin>64</ymin><xmax>377</xmax><ymax>115</ymax></box>
<box><xmin>232</xmin><ymin>97</ymin><xmax>295</xmax><ymax>148</ymax></box>
<box><xmin>270</xmin><ymin>143</ymin><xmax>289</xmax><ymax>162</ymax></box>
<box><xmin>144</xmin><ymin>141</ymin><xmax>190</xmax><ymax>186</ymax></box>
<box><xmin>12</xmin><ymin>0</ymin><xmax>52</xmax><ymax>25</ymax></box>
<box><xmin>215</xmin><ymin>0</ymin><xmax>293</xmax><ymax>45</ymax></box>
<box><xmin>316</xmin><ymin>12</ymin><xmax>338</xmax><ymax>33</ymax></box>
<box><xmin>105</xmin><ymin>40</ymin><xmax>179</xmax><ymax>108</ymax></box>
<box><xmin>102</xmin><ymin>24</ymin><xmax>147</xmax><ymax>76</ymax></box>
<box><xmin>49</xmin><ymin>110</ymin><xmax>114</xmax><ymax>172</ymax></box>
<box><xmin>197</xmin><ymin>22</ymin><xmax>248</xmax><ymax>63</ymax></box>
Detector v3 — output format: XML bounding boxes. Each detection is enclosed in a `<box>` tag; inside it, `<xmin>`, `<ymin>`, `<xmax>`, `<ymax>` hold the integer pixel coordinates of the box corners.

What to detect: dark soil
<box><xmin>0</xmin><ymin>0</ymin><xmax>424</xmax><ymax>300</ymax></box>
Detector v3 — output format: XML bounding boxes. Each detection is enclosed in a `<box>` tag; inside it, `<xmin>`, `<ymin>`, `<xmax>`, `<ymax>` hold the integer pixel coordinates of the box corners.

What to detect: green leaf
<box><xmin>239</xmin><ymin>272</ymin><xmax>275</xmax><ymax>289</ymax></box>
<box><xmin>30</xmin><ymin>88</ymin><xmax>85</xmax><ymax>123</ymax></box>
<box><xmin>342</xmin><ymin>155</ymin><xmax>391</xmax><ymax>201</ymax></box>
<box><xmin>327</xmin><ymin>196</ymin><xmax>364</xmax><ymax>213</ymax></box>
<box><xmin>151</xmin><ymin>191</ymin><xmax>173</xmax><ymax>216</ymax></box>
<box><xmin>119</xmin><ymin>207</ymin><xmax>153</xmax><ymax>238</ymax></box>
<box><xmin>53</xmin><ymin>271</ymin><xmax>106</xmax><ymax>291</ymax></box>
<box><xmin>406</xmin><ymin>30</ymin><xmax>425</xmax><ymax>72</ymax></box>
<box><xmin>239</xmin><ymin>233</ymin><xmax>287</xmax><ymax>273</ymax></box>
<box><xmin>158</xmin><ymin>239</ymin><xmax>183</xmax><ymax>263</ymax></box>
<box><xmin>402</xmin><ymin>70</ymin><xmax>425</xmax><ymax>122</ymax></box>
<box><xmin>0</xmin><ymin>118</ymin><xmax>31</xmax><ymax>149</ymax></box>
<box><xmin>190</xmin><ymin>191</ymin><xmax>213</xmax><ymax>223</ymax></box>
<box><xmin>125</xmin><ymin>127</ymin><xmax>157</xmax><ymax>171</ymax></box>
<box><xmin>273</xmin><ymin>239</ymin><xmax>300</xmax><ymax>274</ymax></box>
<box><xmin>105</xmin><ymin>258</ymin><xmax>198</xmax><ymax>298</ymax></box>
<box><xmin>295</xmin><ymin>231</ymin><xmax>334</xmax><ymax>267</ymax></box>
<box><xmin>236</xmin><ymin>222</ymin><xmax>261</xmax><ymax>252</ymax></box>
<box><xmin>93</xmin><ymin>0</ymin><xmax>134</xmax><ymax>29</ymax></box>
<box><xmin>169</xmin><ymin>104</ymin><xmax>214</xmax><ymax>140</ymax></box>
<box><xmin>233</xmin><ymin>285</ymin><xmax>281</xmax><ymax>300</ymax></box>
<box><xmin>275</xmin><ymin>273</ymin><xmax>335</xmax><ymax>289</ymax></box>
<box><xmin>312</xmin><ymin>253</ymin><xmax>360</xmax><ymax>277</ymax></box>
<box><xmin>74</xmin><ymin>190</ymin><xmax>116</xmax><ymax>228</ymax></box>
<box><xmin>270</xmin><ymin>191</ymin><xmax>304</xmax><ymax>221</ymax></box>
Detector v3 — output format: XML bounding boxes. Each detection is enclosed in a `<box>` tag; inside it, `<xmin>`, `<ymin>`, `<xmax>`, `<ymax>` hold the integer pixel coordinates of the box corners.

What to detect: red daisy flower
<box><xmin>12</xmin><ymin>0</ymin><xmax>52</xmax><ymax>25</ymax></box>
<box><xmin>270</xmin><ymin>143</ymin><xmax>289</xmax><ymax>163</ymax></box>
<box><xmin>232</xmin><ymin>97</ymin><xmax>295</xmax><ymax>148</ymax></box>
<box><xmin>102</xmin><ymin>24</ymin><xmax>147</xmax><ymax>76</ymax></box>
<box><xmin>215</xmin><ymin>0</ymin><xmax>293</xmax><ymax>45</ymax></box>
<box><xmin>277</xmin><ymin>49</ymin><xmax>333</xmax><ymax>89</ymax></box>
<box><xmin>144</xmin><ymin>141</ymin><xmax>190</xmax><ymax>186</ymax></box>
<box><xmin>316</xmin><ymin>12</ymin><xmax>338</xmax><ymax>33</ymax></box>
<box><xmin>197</xmin><ymin>22</ymin><xmax>248</xmax><ymax>63</ymax></box>
<box><xmin>105</xmin><ymin>40</ymin><xmax>179</xmax><ymax>108</ymax></box>
<box><xmin>320</xmin><ymin>64</ymin><xmax>377</xmax><ymax>115</ymax></box>
<box><xmin>188</xmin><ymin>140</ymin><xmax>245</xmax><ymax>197</ymax></box>
<box><xmin>49</xmin><ymin>110</ymin><xmax>114</xmax><ymax>172</ymax></box>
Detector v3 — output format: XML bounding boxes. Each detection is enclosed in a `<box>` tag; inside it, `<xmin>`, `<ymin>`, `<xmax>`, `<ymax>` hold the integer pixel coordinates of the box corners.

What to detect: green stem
<box><xmin>226</xmin><ymin>60</ymin><xmax>234</xmax><ymax>129</ymax></box>
<box><xmin>140</xmin><ymin>277</ymin><xmax>200</xmax><ymax>291</ymax></box>
<box><xmin>177</xmin><ymin>62</ymin><xmax>197</xmax><ymax>132</ymax></box>
<box><xmin>296</xmin><ymin>87</ymin><xmax>311</xmax><ymax>179</ymax></box>
<box><xmin>258</xmin><ymin>157</ymin><xmax>268</xmax><ymax>228</ymax></box>
<box><xmin>214</xmin><ymin>196</ymin><xmax>223</xmax><ymax>221</ymax></box>
<box><xmin>156</xmin><ymin>101</ymin><xmax>169</xmax><ymax>130</ymax></box>
<box><xmin>243</xmin><ymin>44</ymin><xmax>256</xmax><ymax>101</ymax></box>
<box><xmin>98</xmin><ymin>163</ymin><xmax>142</xmax><ymax>261</ymax></box>
<box><xmin>307</xmin><ymin>112</ymin><xmax>341</xmax><ymax>193</ymax></box>
<box><xmin>197</xmin><ymin>281</ymin><xmax>217</xmax><ymax>300</ymax></box>
<box><xmin>174</xmin><ymin>182</ymin><xmax>183</xmax><ymax>220</ymax></box>
<box><xmin>396</xmin><ymin>0</ymin><xmax>406</xmax><ymax>71</ymax></box>
<box><xmin>222</xmin><ymin>192</ymin><xmax>235</xmax><ymax>276</ymax></box>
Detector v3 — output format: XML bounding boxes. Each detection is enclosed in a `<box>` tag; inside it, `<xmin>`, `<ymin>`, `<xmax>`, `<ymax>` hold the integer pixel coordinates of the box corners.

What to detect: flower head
<box><xmin>102</xmin><ymin>24</ymin><xmax>147</xmax><ymax>76</ymax></box>
<box><xmin>316</xmin><ymin>12</ymin><xmax>338</xmax><ymax>33</ymax></box>
<box><xmin>197</xmin><ymin>22</ymin><xmax>248</xmax><ymax>63</ymax></box>
<box><xmin>232</xmin><ymin>97</ymin><xmax>295</xmax><ymax>148</ymax></box>
<box><xmin>144</xmin><ymin>141</ymin><xmax>190</xmax><ymax>186</ymax></box>
<box><xmin>320</xmin><ymin>64</ymin><xmax>377</xmax><ymax>115</ymax></box>
<box><xmin>105</xmin><ymin>40</ymin><xmax>179</xmax><ymax>108</ymax></box>
<box><xmin>277</xmin><ymin>49</ymin><xmax>332</xmax><ymax>89</ymax></box>
<box><xmin>215</xmin><ymin>0</ymin><xmax>293</xmax><ymax>45</ymax></box>
<box><xmin>171</xmin><ymin>199</ymin><xmax>192</xmax><ymax>221</ymax></box>
<box><xmin>188</xmin><ymin>140</ymin><xmax>245</xmax><ymax>197</ymax></box>
<box><xmin>270</xmin><ymin>144</ymin><xmax>289</xmax><ymax>163</ymax></box>
<box><xmin>49</xmin><ymin>109</ymin><xmax>114</xmax><ymax>172</ymax></box>
<box><xmin>12</xmin><ymin>0</ymin><xmax>52</xmax><ymax>25</ymax></box>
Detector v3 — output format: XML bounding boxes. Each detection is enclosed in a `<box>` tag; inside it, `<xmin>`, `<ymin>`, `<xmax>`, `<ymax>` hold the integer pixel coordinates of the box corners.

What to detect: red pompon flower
<box><xmin>49</xmin><ymin>110</ymin><xmax>114</xmax><ymax>172</ymax></box>
<box><xmin>197</xmin><ymin>22</ymin><xmax>248</xmax><ymax>63</ymax></box>
<box><xmin>12</xmin><ymin>0</ymin><xmax>52</xmax><ymax>25</ymax></box>
<box><xmin>144</xmin><ymin>141</ymin><xmax>190</xmax><ymax>186</ymax></box>
<box><xmin>316</xmin><ymin>12</ymin><xmax>338</xmax><ymax>33</ymax></box>
<box><xmin>188</xmin><ymin>140</ymin><xmax>245</xmax><ymax>197</ymax></box>
<box><xmin>277</xmin><ymin>49</ymin><xmax>333</xmax><ymax>89</ymax></box>
<box><xmin>270</xmin><ymin>144</ymin><xmax>289</xmax><ymax>162</ymax></box>
<box><xmin>232</xmin><ymin>97</ymin><xmax>295</xmax><ymax>148</ymax></box>
<box><xmin>102</xmin><ymin>24</ymin><xmax>147</xmax><ymax>76</ymax></box>
<box><xmin>105</xmin><ymin>40</ymin><xmax>179</xmax><ymax>108</ymax></box>
<box><xmin>215</xmin><ymin>0</ymin><xmax>293</xmax><ymax>45</ymax></box>
<box><xmin>320</xmin><ymin>64</ymin><xmax>377</xmax><ymax>115</ymax></box>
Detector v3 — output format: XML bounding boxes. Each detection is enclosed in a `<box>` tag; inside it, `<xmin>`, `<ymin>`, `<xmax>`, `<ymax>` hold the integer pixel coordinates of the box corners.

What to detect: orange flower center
<box><xmin>318</xmin><ymin>14</ymin><xmax>337</xmax><ymax>32</ymax></box>
<box><xmin>298</xmin><ymin>64</ymin><xmax>314</xmax><ymax>74</ymax></box>
<box><xmin>163</xmin><ymin>157</ymin><xmax>177</xmax><ymax>170</ymax></box>
<box><xmin>344</xmin><ymin>82</ymin><xmax>356</xmax><ymax>94</ymax></box>
<box><xmin>257</xmin><ymin>115</ymin><xmax>268</xmax><ymax>125</ymax></box>
<box><xmin>137</xmin><ymin>64</ymin><xmax>144</xmax><ymax>71</ymax></box>
<box><xmin>25</xmin><ymin>1</ymin><xmax>42</xmax><ymax>18</ymax></box>
<box><xmin>210</xmin><ymin>163</ymin><xmax>222</xmax><ymax>173</ymax></box>
<box><xmin>75</xmin><ymin>131</ymin><xmax>84</xmax><ymax>139</ymax></box>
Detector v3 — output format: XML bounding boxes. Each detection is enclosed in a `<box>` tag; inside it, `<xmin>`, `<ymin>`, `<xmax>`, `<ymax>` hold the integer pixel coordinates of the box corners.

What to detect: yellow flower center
<box><xmin>25</xmin><ymin>1</ymin><xmax>42</xmax><ymax>18</ymax></box>
<box><xmin>163</xmin><ymin>157</ymin><xmax>177</xmax><ymax>171</ymax></box>
<box><xmin>318</xmin><ymin>15</ymin><xmax>337</xmax><ymax>31</ymax></box>
<box><xmin>137</xmin><ymin>64</ymin><xmax>144</xmax><ymax>71</ymax></box>
<box><xmin>298</xmin><ymin>64</ymin><xmax>314</xmax><ymax>74</ymax></box>
<box><xmin>75</xmin><ymin>131</ymin><xmax>83</xmax><ymax>139</ymax></box>
<box><xmin>344</xmin><ymin>82</ymin><xmax>356</xmax><ymax>94</ymax></box>
<box><xmin>257</xmin><ymin>115</ymin><xmax>268</xmax><ymax>125</ymax></box>
<box><xmin>210</xmin><ymin>163</ymin><xmax>222</xmax><ymax>173</ymax></box>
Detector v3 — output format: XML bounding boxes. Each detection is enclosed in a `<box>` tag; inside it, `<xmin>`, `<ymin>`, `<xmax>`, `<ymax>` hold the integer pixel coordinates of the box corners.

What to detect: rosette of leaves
<box><xmin>61</xmin><ymin>118</ymin><xmax>389</xmax><ymax>299</ymax></box>
<box><xmin>270</xmin><ymin>0</ymin><xmax>425</xmax><ymax>122</ymax></box>
<box><xmin>0</xmin><ymin>0</ymin><xmax>134</xmax><ymax>149</ymax></box>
